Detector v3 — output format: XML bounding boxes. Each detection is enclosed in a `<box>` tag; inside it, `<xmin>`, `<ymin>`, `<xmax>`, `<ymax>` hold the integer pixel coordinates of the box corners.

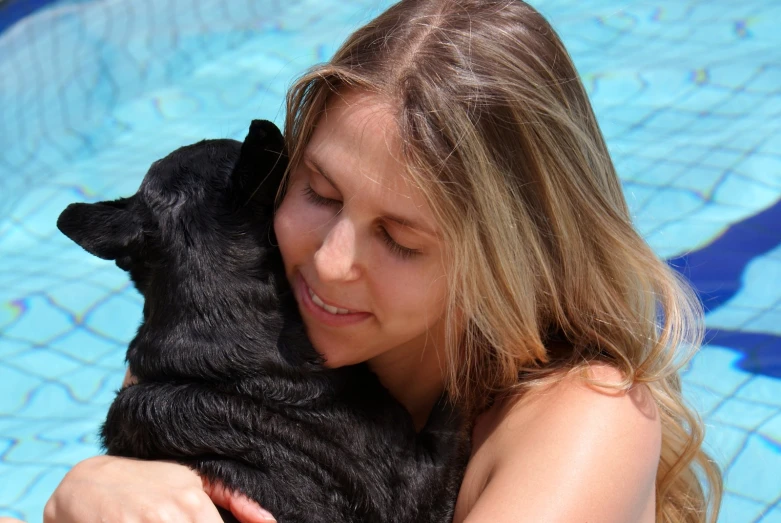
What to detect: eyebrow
<box><xmin>304</xmin><ymin>154</ymin><xmax>439</xmax><ymax>237</ymax></box>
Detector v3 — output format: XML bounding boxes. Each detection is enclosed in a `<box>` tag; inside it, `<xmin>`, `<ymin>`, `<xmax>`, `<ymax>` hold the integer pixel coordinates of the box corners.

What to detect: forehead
<box><xmin>305</xmin><ymin>91</ymin><xmax>436</xmax><ymax>228</ymax></box>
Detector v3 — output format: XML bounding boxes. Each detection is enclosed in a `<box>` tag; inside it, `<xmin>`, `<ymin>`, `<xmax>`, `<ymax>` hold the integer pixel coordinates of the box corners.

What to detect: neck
<box><xmin>367</xmin><ymin>334</ymin><xmax>447</xmax><ymax>431</ymax></box>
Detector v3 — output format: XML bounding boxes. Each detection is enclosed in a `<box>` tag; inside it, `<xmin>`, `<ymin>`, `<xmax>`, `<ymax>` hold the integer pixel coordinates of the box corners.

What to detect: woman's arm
<box><xmin>461</xmin><ymin>365</ymin><xmax>661</xmax><ymax>523</ymax></box>
<box><xmin>43</xmin><ymin>455</ymin><xmax>277</xmax><ymax>523</ymax></box>
<box><xmin>43</xmin><ymin>369</ymin><xmax>276</xmax><ymax>523</ymax></box>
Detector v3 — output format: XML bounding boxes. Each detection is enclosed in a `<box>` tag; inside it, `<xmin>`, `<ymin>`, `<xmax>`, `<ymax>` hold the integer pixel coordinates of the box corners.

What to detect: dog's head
<box><xmin>57</xmin><ymin>120</ymin><xmax>287</xmax><ymax>298</ymax></box>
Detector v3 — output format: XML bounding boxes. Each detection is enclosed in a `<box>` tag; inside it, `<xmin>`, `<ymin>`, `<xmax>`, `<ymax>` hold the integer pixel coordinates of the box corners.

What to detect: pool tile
<box><xmin>2</xmin><ymin>295</ymin><xmax>73</xmax><ymax>344</ymax></box>
<box><xmin>46</xmin><ymin>280</ymin><xmax>114</xmax><ymax>318</ymax></box>
<box><xmin>81</xmin><ymin>292</ymin><xmax>142</xmax><ymax>343</ymax></box>
<box><xmin>2</xmin><ymin>465</ymin><xmax>69</xmax><ymax>523</ymax></box>
<box><xmin>33</xmin><ymin>418</ymin><xmax>99</xmax><ymax>441</ymax></box>
<box><xmin>0</xmin><ymin>420</ymin><xmax>59</xmax><ymax>441</ymax></box>
<box><xmin>727</xmin><ymin>256</ymin><xmax>781</xmax><ymax>311</ymax></box>
<box><xmin>59</xmin><ymin>364</ymin><xmax>120</xmax><ymax>402</ymax></box>
<box><xmin>687</xmin><ymin>203</ymin><xmax>752</xmax><ymax>223</ymax></box>
<box><xmin>759</xmin><ymin>412</ymin><xmax>781</xmax><ymax>445</ymax></box>
<box><xmin>644</xmin><ymin>220</ymin><xmax>726</xmax><ymax>258</ymax></box>
<box><xmin>47</xmin><ymin>328</ymin><xmax>122</xmax><ymax>364</ymax></box>
<box><xmin>590</xmin><ymin>71</ymin><xmax>646</xmax><ymax>107</ymax></box>
<box><xmin>726</xmin><ymin>433</ymin><xmax>781</xmax><ymax>504</ymax></box>
<box><xmin>719</xmin><ymin>493</ymin><xmax>772</xmax><ymax>523</ymax></box>
<box><xmin>623</xmin><ymin>183</ymin><xmax>661</xmax><ymax>215</ymax></box>
<box><xmin>758</xmin><ymin>131</ymin><xmax>781</xmax><ymax>158</ymax></box>
<box><xmin>7</xmin><ymin>186</ymin><xmax>63</xmax><ymax>223</ymax></box>
<box><xmin>87</xmin><ymin>370</ymin><xmax>127</xmax><ymax>406</ymax></box>
<box><xmin>737</xmin><ymin>376</ymin><xmax>781</xmax><ymax>406</ymax></box>
<box><xmin>744</xmin><ymin>309</ymin><xmax>781</xmax><ymax>335</ymax></box>
<box><xmin>0</xmin><ymin>364</ymin><xmax>44</xmax><ymax>415</ymax></box>
<box><xmin>745</xmin><ymin>65</ymin><xmax>781</xmax><ymax>95</ymax></box>
<box><xmin>3</xmin><ymin>437</ymin><xmax>63</xmax><ymax>464</ymax></box>
<box><xmin>760</xmin><ymin>508</ymin><xmax>781</xmax><ymax>523</ymax></box>
<box><xmin>716</xmin><ymin>90</ymin><xmax>776</xmax><ymax>118</ymax></box>
<box><xmin>80</xmin><ymin>265</ymin><xmax>134</xmax><ymax>291</ymax></box>
<box><xmin>734</xmin><ymin>153</ymin><xmax>781</xmax><ymax>190</ymax></box>
<box><xmin>0</xmin><ymin>338</ymin><xmax>31</xmax><ymax>359</ymax></box>
<box><xmin>0</xmin><ymin>508</ymin><xmax>25</xmax><ymax>520</ymax></box>
<box><xmin>42</xmin><ymin>441</ymin><xmax>102</xmax><ymax>467</ymax></box>
<box><xmin>703</xmin><ymin>421</ymin><xmax>750</xmax><ymax>469</ymax></box>
<box><xmin>683</xmin><ymin>346</ymin><xmax>753</xmax><ymax>396</ymax></box>
<box><xmin>706</xmin><ymin>306</ymin><xmax>761</xmax><ymax>330</ymax></box>
<box><xmin>709</xmin><ymin>398</ymin><xmax>778</xmax><ymax>431</ymax></box>
<box><xmin>637</xmin><ymin>186</ymin><xmax>704</xmax><ymax>223</ymax></box>
<box><xmin>15</xmin><ymin>382</ymin><xmax>98</xmax><ymax>420</ymax></box>
<box><xmin>6</xmin><ymin>348</ymin><xmax>84</xmax><ymax>380</ymax></box>
<box><xmin>0</xmin><ymin>463</ymin><xmax>48</xmax><ymax>506</ymax></box>
<box><xmin>15</xmin><ymin>191</ymin><xmax>83</xmax><ymax>238</ymax></box>
<box><xmin>0</xmin><ymin>224</ymin><xmax>41</xmax><ymax>253</ymax></box>
<box><xmin>3</xmin><ymin>266</ymin><xmax>73</xmax><ymax>295</ymax></box>
<box><xmin>670</xmin><ymin>165</ymin><xmax>723</xmax><ymax>195</ymax></box>
<box><xmin>713</xmin><ymin>172</ymin><xmax>781</xmax><ymax>209</ymax></box>
<box><xmin>683</xmin><ymin>382</ymin><xmax>725</xmax><ymax>417</ymax></box>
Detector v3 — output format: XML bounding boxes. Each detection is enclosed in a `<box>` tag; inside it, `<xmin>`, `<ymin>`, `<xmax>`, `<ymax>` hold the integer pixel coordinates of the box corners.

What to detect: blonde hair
<box><xmin>283</xmin><ymin>0</ymin><xmax>722</xmax><ymax>521</ymax></box>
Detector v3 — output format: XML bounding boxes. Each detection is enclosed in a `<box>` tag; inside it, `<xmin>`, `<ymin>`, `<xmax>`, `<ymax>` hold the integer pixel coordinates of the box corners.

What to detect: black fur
<box><xmin>57</xmin><ymin>120</ymin><xmax>469</xmax><ymax>523</ymax></box>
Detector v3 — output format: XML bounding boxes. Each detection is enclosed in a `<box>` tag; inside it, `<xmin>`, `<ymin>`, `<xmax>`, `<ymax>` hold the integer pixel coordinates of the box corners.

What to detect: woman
<box><xmin>34</xmin><ymin>0</ymin><xmax>722</xmax><ymax>521</ymax></box>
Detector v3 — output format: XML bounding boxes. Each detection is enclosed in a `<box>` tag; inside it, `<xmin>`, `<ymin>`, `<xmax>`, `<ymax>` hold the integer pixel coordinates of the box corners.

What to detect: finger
<box><xmin>203</xmin><ymin>479</ymin><xmax>276</xmax><ymax>523</ymax></box>
<box><xmin>228</xmin><ymin>493</ymin><xmax>277</xmax><ymax>523</ymax></box>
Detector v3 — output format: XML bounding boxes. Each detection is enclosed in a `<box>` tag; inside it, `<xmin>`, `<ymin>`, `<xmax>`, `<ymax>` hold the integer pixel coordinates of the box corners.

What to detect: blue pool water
<box><xmin>0</xmin><ymin>0</ymin><xmax>779</xmax><ymax>521</ymax></box>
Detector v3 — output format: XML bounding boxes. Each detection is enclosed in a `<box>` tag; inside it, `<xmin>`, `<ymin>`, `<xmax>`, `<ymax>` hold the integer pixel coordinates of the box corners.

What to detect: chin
<box><xmin>317</xmin><ymin>349</ymin><xmax>362</xmax><ymax>369</ymax></box>
<box><xmin>314</xmin><ymin>341</ymin><xmax>376</xmax><ymax>369</ymax></box>
<box><xmin>308</xmin><ymin>337</ymin><xmax>350</xmax><ymax>369</ymax></box>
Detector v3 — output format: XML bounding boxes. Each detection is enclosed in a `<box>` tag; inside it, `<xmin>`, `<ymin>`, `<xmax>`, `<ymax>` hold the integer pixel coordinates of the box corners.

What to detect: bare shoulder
<box><xmin>503</xmin><ymin>364</ymin><xmax>660</xmax><ymax>432</ymax></box>
<box><xmin>455</xmin><ymin>364</ymin><xmax>660</xmax><ymax>523</ymax></box>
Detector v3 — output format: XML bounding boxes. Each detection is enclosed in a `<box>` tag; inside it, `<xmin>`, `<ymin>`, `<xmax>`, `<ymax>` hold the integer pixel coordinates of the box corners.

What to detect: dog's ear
<box><xmin>57</xmin><ymin>198</ymin><xmax>143</xmax><ymax>261</ymax></box>
<box><xmin>232</xmin><ymin>119</ymin><xmax>287</xmax><ymax>207</ymax></box>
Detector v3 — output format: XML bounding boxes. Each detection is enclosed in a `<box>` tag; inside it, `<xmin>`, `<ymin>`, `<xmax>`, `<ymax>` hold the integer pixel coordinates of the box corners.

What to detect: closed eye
<box><xmin>379</xmin><ymin>227</ymin><xmax>420</xmax><ymax>259</ymax></box>
<box><xmin>303</xmin><ymin>184</ymin><xmax>421</xmax><ymax>260</ymax></box>
<box><xmin>302</xmin><ymin>184</ymin><xmax>340</xmax><ymax>208</ymax></box>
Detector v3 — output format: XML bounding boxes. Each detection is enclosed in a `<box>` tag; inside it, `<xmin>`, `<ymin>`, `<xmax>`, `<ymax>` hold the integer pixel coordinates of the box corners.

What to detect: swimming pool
<box><xmin>0</xmin><ymin>0</ymin><xmax>779</xmax><ymax>521</ymax></box>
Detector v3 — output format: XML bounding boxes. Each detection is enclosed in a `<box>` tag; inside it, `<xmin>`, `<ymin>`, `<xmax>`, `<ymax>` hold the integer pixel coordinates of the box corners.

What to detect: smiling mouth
<box><xmin>307</xmin><ymin>286</ymin><xmax>355</xmax><ymax>315</ymax></box>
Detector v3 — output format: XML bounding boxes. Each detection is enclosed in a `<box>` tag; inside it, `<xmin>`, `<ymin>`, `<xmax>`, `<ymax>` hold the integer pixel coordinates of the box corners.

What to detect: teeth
<box><xmin>308</xmin><ymin>286</ymin><xmax>352</xmax><ymax>315</ymax></box>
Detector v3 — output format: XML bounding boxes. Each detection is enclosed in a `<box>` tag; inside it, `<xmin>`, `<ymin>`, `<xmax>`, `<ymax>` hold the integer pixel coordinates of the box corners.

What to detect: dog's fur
<box><xmin>57</xmin><ymin>121</ymin><xmax>469</xmax><ymax>523</ymax></box>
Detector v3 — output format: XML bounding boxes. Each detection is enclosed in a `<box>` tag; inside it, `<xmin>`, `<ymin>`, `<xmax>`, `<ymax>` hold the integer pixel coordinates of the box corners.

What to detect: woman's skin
<box><xmin>41</xmin><ymin>91</ymin><xmax>662</xmax><ymax>523</ymax></box>
<box><xmin>274</xmin><ymin>92</ymin><xmax>450</xmax><ymax>429</ymax></box>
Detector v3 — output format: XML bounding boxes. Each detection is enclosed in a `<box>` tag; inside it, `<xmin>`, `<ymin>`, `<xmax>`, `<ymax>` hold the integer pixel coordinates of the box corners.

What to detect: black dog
<box><xmin>57</xmin><ymin>120</ymin><xmax>468</xmax><ymax>523</ymax></box>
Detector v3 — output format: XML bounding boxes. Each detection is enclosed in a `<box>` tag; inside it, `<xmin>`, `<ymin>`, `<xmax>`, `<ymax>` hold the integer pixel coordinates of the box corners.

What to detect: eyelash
<box><xmin>301</xmin><ymin>185</ymin><xmax>421</xmax><ymax>260</ymax></box>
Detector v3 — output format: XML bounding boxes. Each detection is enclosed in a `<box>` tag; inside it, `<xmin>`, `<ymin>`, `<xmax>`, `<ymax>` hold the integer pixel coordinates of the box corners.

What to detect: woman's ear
<box><xmin>232</xmin><ymin>119</ymin><xmax>288</xmax><ymax>207</ymax></box>
<box><xmin>57</xmin><ymin>198</ymin><xmax>143</xmax><ymax>261</ymax></box>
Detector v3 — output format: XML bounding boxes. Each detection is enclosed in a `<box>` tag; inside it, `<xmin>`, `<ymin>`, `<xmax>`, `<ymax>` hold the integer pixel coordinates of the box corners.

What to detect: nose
<box><xmin>314</xmin><ymin>217</ymin><xmax>361</xmax><ymax>282</ymax></box>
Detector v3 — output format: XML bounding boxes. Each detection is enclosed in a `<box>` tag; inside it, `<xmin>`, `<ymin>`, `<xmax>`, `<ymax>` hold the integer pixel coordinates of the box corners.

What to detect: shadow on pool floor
<box><xmin>668</xmin><ymin>198</ymin><xmax>781</xmax><ymax>378</ymax></box>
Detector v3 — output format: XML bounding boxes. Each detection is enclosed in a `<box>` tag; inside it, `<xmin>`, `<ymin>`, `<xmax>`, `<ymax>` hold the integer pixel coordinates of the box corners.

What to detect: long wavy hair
<box><xmin>282</xmin><ymin>0</ymin><xmax>722</xmax><ymax>521</ymax></box>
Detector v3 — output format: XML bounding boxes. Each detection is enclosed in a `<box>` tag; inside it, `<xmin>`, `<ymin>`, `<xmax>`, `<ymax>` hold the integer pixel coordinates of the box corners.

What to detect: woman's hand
<box><xmin>43</xmin><ymin>456</ymin><xmax>276</xmax><ymax>523</ymax></box>
<box><xmin>203</xmin><ymin>479</ymin><xmax>277</xmax><ymax>523</ymax></box>
<box><xmin>44</xmin><ymin>370</ymin><xmax>277</xmax><ymax>522</ymax></box>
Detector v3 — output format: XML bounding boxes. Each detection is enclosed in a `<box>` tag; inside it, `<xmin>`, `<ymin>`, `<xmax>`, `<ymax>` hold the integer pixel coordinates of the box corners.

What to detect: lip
<box><xmin>295</xmin><ymin>273</ymin><xmax>372</xmax><ymax>327</ymax></box>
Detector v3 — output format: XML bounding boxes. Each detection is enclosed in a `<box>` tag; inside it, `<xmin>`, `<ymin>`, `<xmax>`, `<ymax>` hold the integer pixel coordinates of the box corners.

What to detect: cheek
<box><xmin>274</xmin><ymin>191</ymin><xmax>323</xmax><ymax>264</ymax></box>
<box><xmin>376</xmin><ymin>266</ymin><xmax>448</xmax><ymax>324</ymax></box>
<box><xmin>273</xmin><ymin>200</ymin><xmax>297</xmax><ymax>265</ymax></box>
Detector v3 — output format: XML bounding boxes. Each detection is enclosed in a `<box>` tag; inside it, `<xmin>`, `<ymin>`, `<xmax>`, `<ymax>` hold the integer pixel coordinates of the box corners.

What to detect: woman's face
<box><xmin>274</xmin><ymin>90</ymin><xmax>449</xmax><ymax>371</ymax></box>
